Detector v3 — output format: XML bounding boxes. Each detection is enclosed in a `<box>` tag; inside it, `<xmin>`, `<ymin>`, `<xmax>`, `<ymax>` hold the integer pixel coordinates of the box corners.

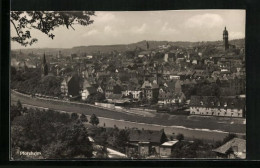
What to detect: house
<box><xmin>189</xmin><ymin>96</ymin><xmax>245</xmax><ymax>118</ymax></box>
<box><xmin>81</xmin><ymin>79</ymin><xmax>97</xmax><ymax>100</ymax></box>
<box><xmin>169</xmin><ymin>75</ymin><xmax>180</xmax><ymax>80</ymax></box>
<box><xmin>138</xmin><ymin>51</ymin><xmax>151</xmax><ymax>58</ymax></box>
<box><xmin>141</xmin><ymin>80</ymin><xmax>159</xmax><ymax>100</ymax></box>
<box><xmin>158</xmin><ymin>88</ymin><xmax>174</xmax><ymax>104</ymax></box>
<box><xmin>213</xmin><ymin>138</ymin><xmax>246</xmax><ymax>159</ymax></box>
<box><xmin>125</xmin><ymin>129</ymin><xmax>168</xmax><ymax>157</ymax></box>
<box><xmin>105</xmin><ymin>78</ymin><xmax>117</xmax><ymax>98</ymax></box>
<box><xmin>158</xmin><ymin>81</ymin><xmax>175</xmax><ymax>104</ymax></box>
<box><xmin>87</xmin><ymin>55</ymin><xmax>93</xmax><ymax>59</ymax></box>
<box><xmin>218</xmin><ymin>60</ymin><xmax>231</xmax><ymax>72</ymax></box>
<box><xmin>97</xmin><ymin>85</ymin><xmax>104</xmax><ymax>93</ymax></box>
<box><xmin>61</xmin><ymin>74</ymin><xmax>80</xmax><ymax>98</ymax></box>
<box><xmin>159</xmin><ymin>140</ymin><xmax>179</xmax><ymax>157</ymax></box>
<box><xmin>122</xmin><ymin>85</ymin><xmax>143</xmax><ymax>101</ymax></box>
<box><xmin>81</xmin><ymin>87</ymin><xmax>97</xmax><ymax>101</ymax></box>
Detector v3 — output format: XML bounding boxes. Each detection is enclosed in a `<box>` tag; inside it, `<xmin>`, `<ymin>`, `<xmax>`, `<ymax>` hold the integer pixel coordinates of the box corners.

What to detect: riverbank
<box><xmin>11</xmin><ymin>90</ymin><xmax>246</xmax><ymax>141</ymax></box>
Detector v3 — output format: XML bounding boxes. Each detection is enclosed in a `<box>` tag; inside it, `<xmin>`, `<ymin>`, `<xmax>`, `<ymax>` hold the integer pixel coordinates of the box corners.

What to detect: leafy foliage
<box><xmin>113</xmin><ymin>129</ymin><xmax>129</xmax><ymax>153</ymax></box>
<box><xmin>222</xmin><ymin>133</ymin><xmax>237</xmax><ymax>145</ymax></box>
<box><xmin>176</xmin><ymin>133</ymin><xmax>184</xmax><ymax>141</ymax></box>
<box><xmin>171</xmin><ymin>140</ymin><xmax>216</xmax><ymax>158</ymax></box>
<box><xmin>85</xmin><ymin>92</ymin><xmax>105</xmax><ymax>104</ymax></box>
<box><xmin>90</xmin><ymin>114</ymin><xmax>99</xmax><ymax>126</ymax></box>
<box><xmin>80</xmin><ymin>113</ymin><xmax>88</xmax><ymax>122</ymax></box>
<box><xmin>10</xmin><ymin>105</ymin><xmax>22</xmax><ymax>122</ymax></box>
<box><xmin>11</xmin><ymin>107</ymin><xmax>93</xmax><ymax>159</ymax></box>
<box><xmin>11</xmin><ymin>67</ymin><xmax>62</xmax><ymax>97</ymax></box>
<box><xmin>42</xmin><ymin>122</ymin><xmax>93</xmax><ymax>159</ymax></box>
<box><xmin>71</xmin><ymin>112</ymin><xmax>79</xmax><ymax>121</ymax></box>
<box><xmin>11</xmin><ymin>11</ymin><xmax>95</xmax><ymax>46</ymax></box>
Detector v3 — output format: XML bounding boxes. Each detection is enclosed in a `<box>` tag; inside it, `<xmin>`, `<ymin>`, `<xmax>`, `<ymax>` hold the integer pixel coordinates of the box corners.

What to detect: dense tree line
<box><xmin>11</xmin><ymin>104</ymin><xmax>93</xmax><ymax>159</ymax></box>
<box><xmin>85</xmin><ymin>92</ymin><xmax>106</xmax><ymax>104</ymax></box>
<box><xmin>88</xmin><ymin>125</ymin><xmax>130</xmax><ymax>155</ymax></box>
<box><xmin>11</xmin><ymin>67</ymin><xmax>62</xmax><ymax>97</ymax></box>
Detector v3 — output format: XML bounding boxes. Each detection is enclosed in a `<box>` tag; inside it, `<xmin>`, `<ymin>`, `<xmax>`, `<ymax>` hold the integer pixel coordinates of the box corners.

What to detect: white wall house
<box><xmin>189</xmin><ymin>96</ymin><xmax>245</xmax><ymax>118</ymax></box>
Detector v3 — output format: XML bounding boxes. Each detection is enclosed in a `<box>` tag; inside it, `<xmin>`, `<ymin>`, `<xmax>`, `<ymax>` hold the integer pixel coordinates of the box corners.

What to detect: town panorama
<box><xmin>10</xmin><ymin>10</ymin><xmax>246</xmax><ymax>160</ymax></box>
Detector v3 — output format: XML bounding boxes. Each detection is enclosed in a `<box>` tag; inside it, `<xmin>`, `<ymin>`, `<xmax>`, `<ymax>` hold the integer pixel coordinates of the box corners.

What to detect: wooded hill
<box><xmin>12</xmin><ymin>39</ymin><xmax>245</xmax><ymax>56</ymax></box>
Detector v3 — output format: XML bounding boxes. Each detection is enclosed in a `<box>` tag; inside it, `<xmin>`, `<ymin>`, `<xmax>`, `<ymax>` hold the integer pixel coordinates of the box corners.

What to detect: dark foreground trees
<box><xmin>11</xmin><ymin>107</ymin><xmax>93</xmax><ymax>159</ymax></box>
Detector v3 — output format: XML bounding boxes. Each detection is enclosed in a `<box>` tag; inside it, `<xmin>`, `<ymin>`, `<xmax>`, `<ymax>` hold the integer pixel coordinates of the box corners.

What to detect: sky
<box><xmin>11</xmin><ymin>10</ymin><xmax>245</xmax><ymax>49</ymax></box>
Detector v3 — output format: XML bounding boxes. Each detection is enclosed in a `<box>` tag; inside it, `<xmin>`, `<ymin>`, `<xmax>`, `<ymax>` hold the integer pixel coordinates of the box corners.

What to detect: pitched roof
<box><xmin>213</xmin><ymin>138</ymin><xmax>246</xmax><ymax>158</ymax></box>
<box><xmin>82</xmin><ymin>79</ymin><xmax>92</xmax><ymax>89</ymax></box>
<box><xmin>189</xmin><ymin>96</ymin><xmax>245</xmax><ymax>109</ymax></box>
<box><xmin>85</xmin><ymin>87</ymin><xmax>97</xmax><ymax>94</ymax></box>
<box><xmin>141</xmin><ymin>81</ymin><xmax>152</xmax><ymax>89</ymax></box>
<box><xmin>129</xmin><ymin>129</ymin><xmax>165</xmax><ymax>144</ymax></box>
<box><xmin>161</xmin><ymin>140</ymin><xmax>179</xmax><ymax>147</ymax></box>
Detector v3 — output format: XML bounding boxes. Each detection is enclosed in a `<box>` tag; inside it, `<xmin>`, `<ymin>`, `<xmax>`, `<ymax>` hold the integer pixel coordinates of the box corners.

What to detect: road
<box><xmin>11</xmin><ymin>91</ymin><xmax>246</xmax><ymax>141</ymax></box>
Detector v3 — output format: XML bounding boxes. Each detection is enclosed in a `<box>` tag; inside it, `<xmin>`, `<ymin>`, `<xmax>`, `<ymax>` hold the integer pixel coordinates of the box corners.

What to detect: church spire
<box><xmin>41</xmin><ymin>52</ymin><xmax>48</xmax><ymax>77</ymax></box>
<box><xmin>43</xmin><ymin>52</ymin><xmax>46</xmax><ymax>64</ymax></box>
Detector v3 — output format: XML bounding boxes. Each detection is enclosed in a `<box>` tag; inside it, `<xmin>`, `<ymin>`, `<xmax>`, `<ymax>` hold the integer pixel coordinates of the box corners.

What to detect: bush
<box><xmin>71</xmin><ymin>113</ymin><xmax>79</xmax><ymax>121</ymax></box>
<box><xmin>176</xmin><ymin>133</ymin><xmax>184</xmax><ymax>141</ymax></box>
<box><xmin>80</xmin><ymin>113</ymin><xmax>88</xmax><ymax>122</ymax></box>
<box><xmin>90</xmin><ymin>114</ymin><xmax>99</xmax><ymax>126</ymax></box>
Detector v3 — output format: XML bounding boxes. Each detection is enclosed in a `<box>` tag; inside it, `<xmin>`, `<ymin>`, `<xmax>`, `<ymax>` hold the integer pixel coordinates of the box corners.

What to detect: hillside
<box><xmin>12</xmin><ymin>39</ymin><xmax>245</xmax><ymax>56</ymax></box>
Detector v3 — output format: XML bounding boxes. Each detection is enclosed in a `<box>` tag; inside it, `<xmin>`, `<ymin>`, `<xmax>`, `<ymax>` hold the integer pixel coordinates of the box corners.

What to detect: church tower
<box><xmin>41</xmin><ymin>53</ymin><xmax>48</xmax><ymax>77</ymax></box>
<box><xmin>223</xmin><ymin>26</ymin><xmax>229</xmax><ymax>51</ymax></box>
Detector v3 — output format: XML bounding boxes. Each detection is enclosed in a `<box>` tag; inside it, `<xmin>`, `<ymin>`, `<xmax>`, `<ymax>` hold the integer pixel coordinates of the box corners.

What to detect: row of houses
<box><xmin>189</xmin><ymin>96</ymin><xmax>246</xmax><ymax>118</ymax></box>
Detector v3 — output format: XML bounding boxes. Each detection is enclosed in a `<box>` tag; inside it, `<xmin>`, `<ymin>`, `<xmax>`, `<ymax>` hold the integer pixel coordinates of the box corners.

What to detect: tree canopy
<box><xmin>90</xmin><ymin>114</ymin><xmax>99</xmax><ymax>126</ymax></box>
<box><xmin>11</xmin><ymin>107</ymin><xmax>93</xmax><ymax>159</ymax></box>
<box><xmin>11</xmin><ymin>11</ymin><xmax>95</xmax><ymax>46</ymax></box>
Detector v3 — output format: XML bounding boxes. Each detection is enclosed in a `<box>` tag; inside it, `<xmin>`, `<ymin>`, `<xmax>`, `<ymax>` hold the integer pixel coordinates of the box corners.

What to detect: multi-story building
<box><xmin>189</xmin><ymin>96</ymin><xmax>245</xmax><ymax>118</ymax></box>
<box><xmin>61</xmin><ymin>74</ymin><xmax>80</xmax><ymax>98</ymax></box>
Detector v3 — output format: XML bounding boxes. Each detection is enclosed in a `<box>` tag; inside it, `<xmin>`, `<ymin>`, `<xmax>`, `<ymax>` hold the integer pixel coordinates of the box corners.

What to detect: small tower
<box><xmin>146</xmin><ymin>41</ymin><xmax>149</xmax><ymax>50</ymax></box>
<box><xmin>223</xmin><ymin>26</ymin><xmax>229</xmax><ymax>51</ymax></box>
<box><xmin>41</xmin><ymin>53</ymin><xmax>48</xmax><ymax>77</ymax></box>
<box><xmin>57</xmin><ymin>50</ymin><xmax>61</xmax><ymax>59</ymax></box>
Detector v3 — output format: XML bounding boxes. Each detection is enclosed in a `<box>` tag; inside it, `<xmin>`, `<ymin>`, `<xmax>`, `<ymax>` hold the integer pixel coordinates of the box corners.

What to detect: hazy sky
<box><xmin>11</xmin><ymin>10</ymin><xmax>245</xmax><ymax>49</ymax></box>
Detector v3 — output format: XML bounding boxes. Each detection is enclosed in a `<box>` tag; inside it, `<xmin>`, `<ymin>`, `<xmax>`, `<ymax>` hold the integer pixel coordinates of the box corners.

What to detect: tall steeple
<box><xmin>146</xmin><ymin>41</ymin><xmax>149</xmax><ymax>50</ymax></box>
<box><xmin>223</xmin><ymin>26</ymin><xmax>229</xmax><ymax>51</ymax></box>
<box><xmin>41</xmin><ymin>52</ymin><xmax>48</xmax><ymax>77</ymax></box>
<box><xmin>43</xmin><ymin>52</ymin><xmax>46</xmax><ymax>64</ymax></box>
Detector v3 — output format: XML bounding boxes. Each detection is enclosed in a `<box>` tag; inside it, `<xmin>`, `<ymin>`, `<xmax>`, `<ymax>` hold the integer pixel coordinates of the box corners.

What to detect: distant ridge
<box><xmin>12</xmin><ymin>39</ymin><xmax>245</xmax><ymax>55</ymax></box>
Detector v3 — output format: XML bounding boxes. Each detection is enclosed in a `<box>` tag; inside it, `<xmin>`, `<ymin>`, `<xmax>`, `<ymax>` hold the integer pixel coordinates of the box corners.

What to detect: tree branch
<box><xmin>70</xmin><ymin>25</ymin><xmax>75</xmax><ymax>30</ymax></box>
<box><xmin>10</xmin><ymin>19</ymin><xmax>21</xmax><ymax>38</ymax></box>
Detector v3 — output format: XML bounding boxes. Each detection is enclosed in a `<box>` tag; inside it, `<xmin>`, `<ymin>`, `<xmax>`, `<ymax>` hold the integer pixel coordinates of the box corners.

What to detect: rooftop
<box><xmin>161</xmin><ymin>140</ymin><xmax>179</xmax><ymax>147</ymax></box>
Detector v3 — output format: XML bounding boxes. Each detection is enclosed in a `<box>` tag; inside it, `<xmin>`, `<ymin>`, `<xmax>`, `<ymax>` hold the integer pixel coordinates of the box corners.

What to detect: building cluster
<box><xmin>124</xmin><ymin>128</ymin><xmax>246</xmax><ymax>159</ymax></box>
<box><xmin>12</xmin><ymin>27</ymin><xmax>246</xmax><ymax>118</ymax></box>
<box><xmin>125</xmin><ymin>129</ymin><xmax>177</xmax><ymax>158</ymax></box>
